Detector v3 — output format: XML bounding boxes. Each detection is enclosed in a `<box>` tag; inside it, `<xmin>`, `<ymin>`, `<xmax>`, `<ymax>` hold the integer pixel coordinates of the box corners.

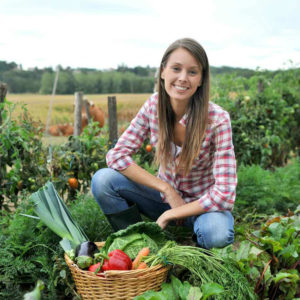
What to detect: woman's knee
<box><xmin>194</xmin><ymin>211</ymin><xmax>234</xmax><ymax>249</ymax></box>
<box><xmin>91</xmin><ymin>168</ymin><xmax>119</xmax><ymax>199</ymax></box>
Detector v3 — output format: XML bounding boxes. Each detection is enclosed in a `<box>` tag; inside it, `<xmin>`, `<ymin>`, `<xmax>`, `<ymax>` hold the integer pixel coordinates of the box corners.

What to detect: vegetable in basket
<box><xmin>101</xmin><ymin>221</ymin><xmax>167</xmax><ymax>259</ymax></box>
<box><xmin>75</xmin><ymin>241</ymin><xmax>98</xmax><ymax>269</ymax></box>
<box><xmin>92</xmin><ymin>249</ymin><xmax>132</xmax><ymax>271</ymax></box>
<box><xmin>132</xmin><ymin>247</ymin><xmax>150</xmax><ymax>270</ymax></box>
<box><xmin>29</xmin><ymin>181</ymin><xmax>89</xmax><ymax>255</ymax></box>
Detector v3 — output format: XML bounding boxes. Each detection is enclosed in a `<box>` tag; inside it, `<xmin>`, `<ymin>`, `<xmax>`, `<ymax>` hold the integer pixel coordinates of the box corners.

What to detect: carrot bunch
<box><xmin>131</xmin><ymin>247</ymin><xmax>150</xmax><ymax>270</ymax></box>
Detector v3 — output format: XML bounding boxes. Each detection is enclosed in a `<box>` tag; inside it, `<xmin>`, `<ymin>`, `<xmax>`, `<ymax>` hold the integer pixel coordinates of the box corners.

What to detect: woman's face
<box><xmin>161</xmin><ymin>47</ymin><xmax>202</xmax><ymax>105</ymax></box>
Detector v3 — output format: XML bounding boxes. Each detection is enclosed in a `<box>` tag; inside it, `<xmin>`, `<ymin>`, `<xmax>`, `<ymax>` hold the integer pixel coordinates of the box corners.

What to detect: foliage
<box><xmin>49</xmin><ymin>122</ymin><xmax>108</xmax><ymax>199</ymax></box>
<box><xmin>235</xmin><ymin>159</ymin><xmax>300</xmax><ymax>214</ymax></box>
<box><xmin>216</xmin><ymin>207</ymin><xmax>300</xmax><ymax>299</ymax></box>
<box><xmin>134</xmin><ymin>275</ymin><xmax>224</xmax><ymax>300</ymax></box>
<box><xmin>214</xmin><ymin>68</ymin><xmax>300</xmax><ymax>168</ymax></box>
<box><xmin>0</xmin><ymin>101</ymin><xmax>49</xmax><ymax>210</ymax></box>
<box><xmin>0</xmin><ymin>193</ymin><xmax>112</xmax><ymax>299</ymax></box>
<box><xmin>144</xmin><ymin>241</ymin><xmax>257</xmax><ymax>300</ymax></box>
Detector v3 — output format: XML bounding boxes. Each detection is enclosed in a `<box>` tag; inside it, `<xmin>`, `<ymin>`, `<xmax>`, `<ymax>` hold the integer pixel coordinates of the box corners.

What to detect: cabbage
<box><xmin>107</xmin><ymin>233</ymin><xmax>158</xmax><ymax>259</ymax></box>
<box><xmin>102</xmin><ymin>222</ymin><xmax>167</xmax><ymax>259</ymax></box>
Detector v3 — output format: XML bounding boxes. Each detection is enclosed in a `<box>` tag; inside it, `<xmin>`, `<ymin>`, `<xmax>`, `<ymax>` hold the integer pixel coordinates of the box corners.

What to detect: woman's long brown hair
<box><xmin>155</xmin><ymin>38</ymin><xmax>210</xmax><ymax>176</ymax></box>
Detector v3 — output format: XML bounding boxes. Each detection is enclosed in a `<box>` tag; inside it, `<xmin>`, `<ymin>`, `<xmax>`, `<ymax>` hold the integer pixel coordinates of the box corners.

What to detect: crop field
<box><xmin>7</xmin><ymin>93</ymin><xmax>152</xmax><ymax>126</ymax></box>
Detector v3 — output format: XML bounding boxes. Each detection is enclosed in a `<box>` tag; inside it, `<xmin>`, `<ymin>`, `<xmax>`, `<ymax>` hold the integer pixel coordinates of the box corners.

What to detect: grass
<box><xmin>7</xmin><ymin>93</ymin><xmax>152</xmax><ymax>126</ymax></box>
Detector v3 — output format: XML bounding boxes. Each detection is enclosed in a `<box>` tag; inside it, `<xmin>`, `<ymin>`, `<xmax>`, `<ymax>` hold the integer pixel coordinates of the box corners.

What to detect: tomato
<box><xmin>88</xmin><ymin>262</ymin><xmax>102</xmax><ymax>276</ymax></box>
<box><xmin>17</xmin><ymin>180</ymin><xmax>23</xmax><ymax>190</ymax></box>
<box><xmin>145</xmin><ymin>144</ymin><xmax>152</xmax><ymax>152</ymax></box>
<box><xmin>68</xmin><ymin>177</ymin><xmax>79</xmax><ymax>189</ymax></box>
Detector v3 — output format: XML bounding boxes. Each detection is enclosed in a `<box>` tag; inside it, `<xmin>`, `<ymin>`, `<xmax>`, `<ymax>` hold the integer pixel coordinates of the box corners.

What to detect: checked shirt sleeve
<box><xmin>198</xmin><ymin>112</ymin><xmax>237</xmax><ymax>212</ymax></box>
<box><xmin>106</xmin><ymin>98</ymin><xmax>151</xmax><ymax>170</ymax></box>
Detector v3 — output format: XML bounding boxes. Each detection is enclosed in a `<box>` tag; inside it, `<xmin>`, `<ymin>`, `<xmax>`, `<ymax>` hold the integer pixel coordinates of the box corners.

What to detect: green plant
<box><xmin>134</xmin><ymin>275</ymin><xmax>224</xmax><ymax>300</ymax></box>
<box><xmin>213</xmin><ymin>69</ymin><xmax>300</xmax><ymax>168</ymax></box>
<box><xmin>217</xmin><ymin>207</ymin><xmax>300</xmax><ymax>299</ymax></box>
<box><xmin>0</xmin><ymin>101</ymin><xmax>49</xmax><ymax>210</ymax></box>
<box><xmin>0</xmin><ymin>192</ymin><xmax>112</xmax><ymax>299</ymax></box>
<box><xmin>235</xmin><ymin>160</ymin><xmax>300</xmax><ymax>214</ymax></box>
<box><xmin>49</xmin><ymin>121</ymin><xmax>108</xmax><ymax>200</ymax></box>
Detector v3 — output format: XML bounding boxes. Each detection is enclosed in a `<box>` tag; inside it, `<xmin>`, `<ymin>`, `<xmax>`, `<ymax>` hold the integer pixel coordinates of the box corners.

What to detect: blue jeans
<box><xmin>91</xmin><ymin>168</ymin><xmax>234</xmax><ymax>249</ymax></box>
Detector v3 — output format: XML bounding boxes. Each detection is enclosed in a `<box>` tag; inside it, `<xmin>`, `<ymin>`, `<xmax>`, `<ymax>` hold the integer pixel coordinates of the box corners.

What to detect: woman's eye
<box><xmin>172</xmin><ymin>67</ymin><xmax>180</xmax><ymax>72</ymax></box>
<box><xmin>189</xmin><ymin>70</ymin><xmax>198</xmax><ymax>75</ymax></box>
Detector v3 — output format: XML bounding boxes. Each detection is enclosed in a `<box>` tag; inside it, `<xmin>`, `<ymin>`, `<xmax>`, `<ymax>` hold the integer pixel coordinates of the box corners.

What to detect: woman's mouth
<box><xmin>173</xmin><ymin>85</ymin><xmax>189</xmax><ymax>91</ymax></box>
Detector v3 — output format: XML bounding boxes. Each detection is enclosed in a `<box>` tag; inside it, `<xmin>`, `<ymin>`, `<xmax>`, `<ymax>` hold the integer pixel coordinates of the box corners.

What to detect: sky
<box><xmin>1</xmin><ymin>0</ymin><xmax>300</xmax><ymax>71</ymax></box>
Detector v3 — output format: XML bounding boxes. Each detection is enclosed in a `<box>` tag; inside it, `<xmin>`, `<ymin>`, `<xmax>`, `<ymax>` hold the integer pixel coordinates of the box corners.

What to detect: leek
<box><xmin>30</xmin><ymin>181</ymin><xmax>88</xmax><ymax>252</ymax></box>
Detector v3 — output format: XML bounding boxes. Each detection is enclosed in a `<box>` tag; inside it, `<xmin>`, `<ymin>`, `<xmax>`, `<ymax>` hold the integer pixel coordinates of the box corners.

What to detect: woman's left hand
<box><xmin>156</xmin><ymin>210</ymin><xmax>185</xmax><ymax>229</ymax></box>
<box><xmin>156</xmin><ymin>210</ymin><xmax>172</xmax><ymax>229</ymax></box>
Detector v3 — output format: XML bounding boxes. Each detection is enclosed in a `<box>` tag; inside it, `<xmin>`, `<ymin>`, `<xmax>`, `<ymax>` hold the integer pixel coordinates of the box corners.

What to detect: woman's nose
<box><xmin>178</xmin><ymin>70</ymin><xmax>188</xmax><ymax>81</ymax></box>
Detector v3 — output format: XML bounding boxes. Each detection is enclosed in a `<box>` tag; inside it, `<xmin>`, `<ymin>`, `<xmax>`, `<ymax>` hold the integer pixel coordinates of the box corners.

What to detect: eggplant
<box><xmin>75</xmin><ymin>241</ymin><xmax>98</xmax><ymax>269</ymax></box>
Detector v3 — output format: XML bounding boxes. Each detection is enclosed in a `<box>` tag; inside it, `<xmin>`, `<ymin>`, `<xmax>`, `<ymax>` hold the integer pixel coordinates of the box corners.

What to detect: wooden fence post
<box><xmin>108</xmin><ymin>96</ymin><xmax>118</xmax><ymax>145</ymax></box>
<box><xmin>74</xmin><ymin>92</ymin><xmax>83</xmax><ymax>136</ymax></box>
<box><xmin>0</xmin><ymin>83</ymin><xmax>8</xmax><ymax>209</ymax></box>
<box><xmin>0</xmin><ymin>83</ymin><xmax>7</xmax><ymax>126</ymax></box>
<box><xmin>258</xmin><ymin>78</ymin><xmax>264</xmax><ymax>94</ymax></box>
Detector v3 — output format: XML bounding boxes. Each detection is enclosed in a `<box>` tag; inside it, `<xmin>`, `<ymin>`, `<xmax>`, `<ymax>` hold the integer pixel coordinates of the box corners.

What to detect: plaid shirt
<box><xmin>106</xmin><ymin>93</ymin><xmax>237</xmax><ymax>212</ymax></box>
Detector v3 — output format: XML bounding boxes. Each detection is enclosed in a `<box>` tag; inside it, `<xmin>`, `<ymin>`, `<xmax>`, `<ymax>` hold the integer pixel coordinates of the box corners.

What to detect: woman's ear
<box><xmin>161</xmin><ymin>68</ymin><xmax>165</xmax><ymax>80</ymax></box>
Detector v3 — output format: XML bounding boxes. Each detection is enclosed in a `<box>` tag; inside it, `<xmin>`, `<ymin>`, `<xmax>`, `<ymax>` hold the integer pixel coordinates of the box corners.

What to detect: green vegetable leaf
<box><xmin>179</xmin><ymin>281</ymin><xmax>192</xmax><ymax>299</ymax></box>
<box><xmin>102</xmin><ymin>222</ymin><xmax>167</xmax><ymax>258</ymax></box>
<box><xmin>273</xmin><ymin>271</ymin><xmax>299</xmax><ymax>284</ymax></box>
<box><xmin>202</xmin><ymin>282</ymin><xmax>224</xmax><ymax>300</ymax></box>
<box><xmin>187</xmin><ymin>286</ymin><xmax>202</xmax><ymax>300</ymax></box>
<box><xmin>30</xmin><ymin>182</ymin><xmax>88</xmax><ymax>251</ymax></box>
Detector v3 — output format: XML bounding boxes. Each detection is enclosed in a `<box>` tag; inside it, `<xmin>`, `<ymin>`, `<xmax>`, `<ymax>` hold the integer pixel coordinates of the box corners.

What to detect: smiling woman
<box><xmin>91</xmin><ymin>38</ymin><xmax>237</xmax><ymax>251</ymax></box>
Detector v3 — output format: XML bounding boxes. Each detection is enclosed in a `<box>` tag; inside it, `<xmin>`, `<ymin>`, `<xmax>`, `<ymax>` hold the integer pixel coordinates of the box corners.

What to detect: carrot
<box><xmin>131</xmin><ymin>247</ymin><xmax>150</xmax><ymax>270</ymax></box>
<box><xmin>136</xmin><ymin>262</ymin><xmax>148</xmax><ymax>269</ymax></box>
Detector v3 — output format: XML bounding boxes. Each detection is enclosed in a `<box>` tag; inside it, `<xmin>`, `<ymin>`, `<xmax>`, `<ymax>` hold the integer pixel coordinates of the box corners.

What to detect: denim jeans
<box><xmin>91</xmin><ymin>168</ymin><xmax>234</xmax><ymax>249</ymax></box>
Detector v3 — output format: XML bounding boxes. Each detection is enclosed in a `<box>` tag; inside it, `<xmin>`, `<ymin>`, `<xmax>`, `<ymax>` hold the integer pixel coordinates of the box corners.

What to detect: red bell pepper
<box><xmin>101</xmin><ymin>259</ymin><xmax>109</xmax><ymax>271</ymax></box>
<box><xmin>93</xmin><ymin>249</ymin><xmax>132</xmax><ymax>271</ymax></box>
<box><xmin>107</xmin><ymin>249</ymin><xmax>132</xmax><ymax>270</ymax></box>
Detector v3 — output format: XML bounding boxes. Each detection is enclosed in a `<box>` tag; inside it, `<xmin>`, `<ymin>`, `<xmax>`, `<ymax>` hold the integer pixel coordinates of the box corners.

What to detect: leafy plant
<box><xmin>216</xmin><ymin>206</ymin><xmax>300</xmax><ymax>299</ymax></box>
<box><xmin>0</xmin><ymin>101</ymin><xmax>49</xmax><ymax>210</ymax></box>
<box><xmin>0</xmin><ymin>192</ymin><xmax>112</xmax><ymax>299</ymax></box>
<box><xmin>49</xmin><ymin>121</ymin><xmax>108</xmax><ymax>200</ymax></box>
<box><xmin>134</xmin><ymin>275</ymin><xmax>224</xmax><ymax>300</ymax></box>
<box><xmin>235</xmin><ymin>159</ymin><xmax>300</xmax><ymax>214</ymax></box>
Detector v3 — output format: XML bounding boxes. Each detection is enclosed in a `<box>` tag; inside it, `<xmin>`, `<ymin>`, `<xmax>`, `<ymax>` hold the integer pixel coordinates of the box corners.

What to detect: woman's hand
<box><xmin>156</xmin><ymin>210</ymin><xmax>172</xmax><ymax>229</ymax></box>
<box><xmin>156</xmin><ymin>209</ymin><xmax>185</xmax><ymax>229</ymax></box>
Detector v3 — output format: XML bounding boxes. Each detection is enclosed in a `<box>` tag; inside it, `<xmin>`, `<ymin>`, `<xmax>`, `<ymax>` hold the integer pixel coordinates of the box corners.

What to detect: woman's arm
<box><xmin>120</xmin><ymin>164</ymin><xmax>186</xmax><ymax>208</ymax></box>
<box><xmin>156</xmin><ymin>201</ymin><xmax>205</xmax><ymax>229</ymax></box>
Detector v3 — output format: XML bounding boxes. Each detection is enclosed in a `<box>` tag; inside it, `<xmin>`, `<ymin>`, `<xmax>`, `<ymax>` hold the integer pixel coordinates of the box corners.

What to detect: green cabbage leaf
<box><xmin>102</xmin><ymin>222</ymin><xmax>167</xmax><ymax>259</ymax></box>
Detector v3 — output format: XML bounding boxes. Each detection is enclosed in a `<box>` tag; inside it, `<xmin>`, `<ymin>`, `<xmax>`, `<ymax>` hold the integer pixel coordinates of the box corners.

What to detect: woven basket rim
<box><xmin>65</xmin><ymin>241</ymin><xmax>169</xmax><ymax>279</ymax></box>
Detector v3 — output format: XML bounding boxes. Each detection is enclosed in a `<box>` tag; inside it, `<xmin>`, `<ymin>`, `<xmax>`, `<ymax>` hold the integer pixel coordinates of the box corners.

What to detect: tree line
<box><xmin>0</xmin><ymin>60</ymin><xmax>289</xmax><ymax>94</ymax></box>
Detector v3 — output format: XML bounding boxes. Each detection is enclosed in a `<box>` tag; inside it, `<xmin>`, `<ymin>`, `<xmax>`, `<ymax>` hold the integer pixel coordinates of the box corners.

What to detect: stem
<box><xmin>20</xmin><ymin>243</ymin><xmax>56</xmax><ymax>257</ymax></box>
<box><xmin>94</xmin><ymin>252</ymin><xmax>109</xmax><ymax>261</ymax></box>
<box><xmin>255</xmin><ymin>258</ymin><xmax>273</xmax><ymax>293</ymax></box>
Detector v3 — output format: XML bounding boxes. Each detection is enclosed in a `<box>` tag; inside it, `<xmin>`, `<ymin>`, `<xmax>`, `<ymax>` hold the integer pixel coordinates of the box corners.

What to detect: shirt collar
<box><xmin>179</xmin><ymin>113</ymin><xmax>188</xmax><ymax>127</ymax></box>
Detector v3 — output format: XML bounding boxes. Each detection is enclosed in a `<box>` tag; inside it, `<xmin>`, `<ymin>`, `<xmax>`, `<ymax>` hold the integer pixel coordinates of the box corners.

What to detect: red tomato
<box><xmin>68</xmin><ymin>178</ymin><xmax>78</xmax><ymax>189</ymax></box>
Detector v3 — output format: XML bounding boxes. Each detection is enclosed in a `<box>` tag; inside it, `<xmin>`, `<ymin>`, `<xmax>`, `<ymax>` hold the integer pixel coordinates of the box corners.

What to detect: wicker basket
<box><xmin>65</xmin><ymin>242</ymin><xmax>170</xmax><ymax>300</ymax></box>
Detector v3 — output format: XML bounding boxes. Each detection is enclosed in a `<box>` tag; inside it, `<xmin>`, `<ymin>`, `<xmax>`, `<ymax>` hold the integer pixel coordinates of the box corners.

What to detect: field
<box><xmin>8</xmin><ymin>93</ymin><xmax>151</xmax><ymax>126</ymax></box>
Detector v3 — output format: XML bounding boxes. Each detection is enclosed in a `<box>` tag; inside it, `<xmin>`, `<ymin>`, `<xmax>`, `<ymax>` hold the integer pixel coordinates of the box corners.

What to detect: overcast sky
<box><xmin>1</xmin><ymin>0</ymin><xmax>300</xmax><ymax>71</ymax></box>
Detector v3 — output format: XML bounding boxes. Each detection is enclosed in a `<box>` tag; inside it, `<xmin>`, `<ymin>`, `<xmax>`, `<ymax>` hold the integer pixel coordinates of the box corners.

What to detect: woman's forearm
<box><xmin>168</xmin><ymin>200</ymin><xmax>205</xmax><ymax>219</ymax></box>
<box><xmin>119</xmin><ymin>164</ymin><xmax>186</xmax><ymax>208</ymax></box>
<box><xmin>119</xmin><ymin>164</ymin><xmax>168</xmax><ymax>193</ymax></box>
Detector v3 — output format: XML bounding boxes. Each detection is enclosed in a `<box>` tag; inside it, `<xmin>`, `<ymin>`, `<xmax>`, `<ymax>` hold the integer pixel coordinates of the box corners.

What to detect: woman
<box><xmin>91</xmin><ymin>38</ymin><xmax>237</xmax><ymax>249</ymax></box>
